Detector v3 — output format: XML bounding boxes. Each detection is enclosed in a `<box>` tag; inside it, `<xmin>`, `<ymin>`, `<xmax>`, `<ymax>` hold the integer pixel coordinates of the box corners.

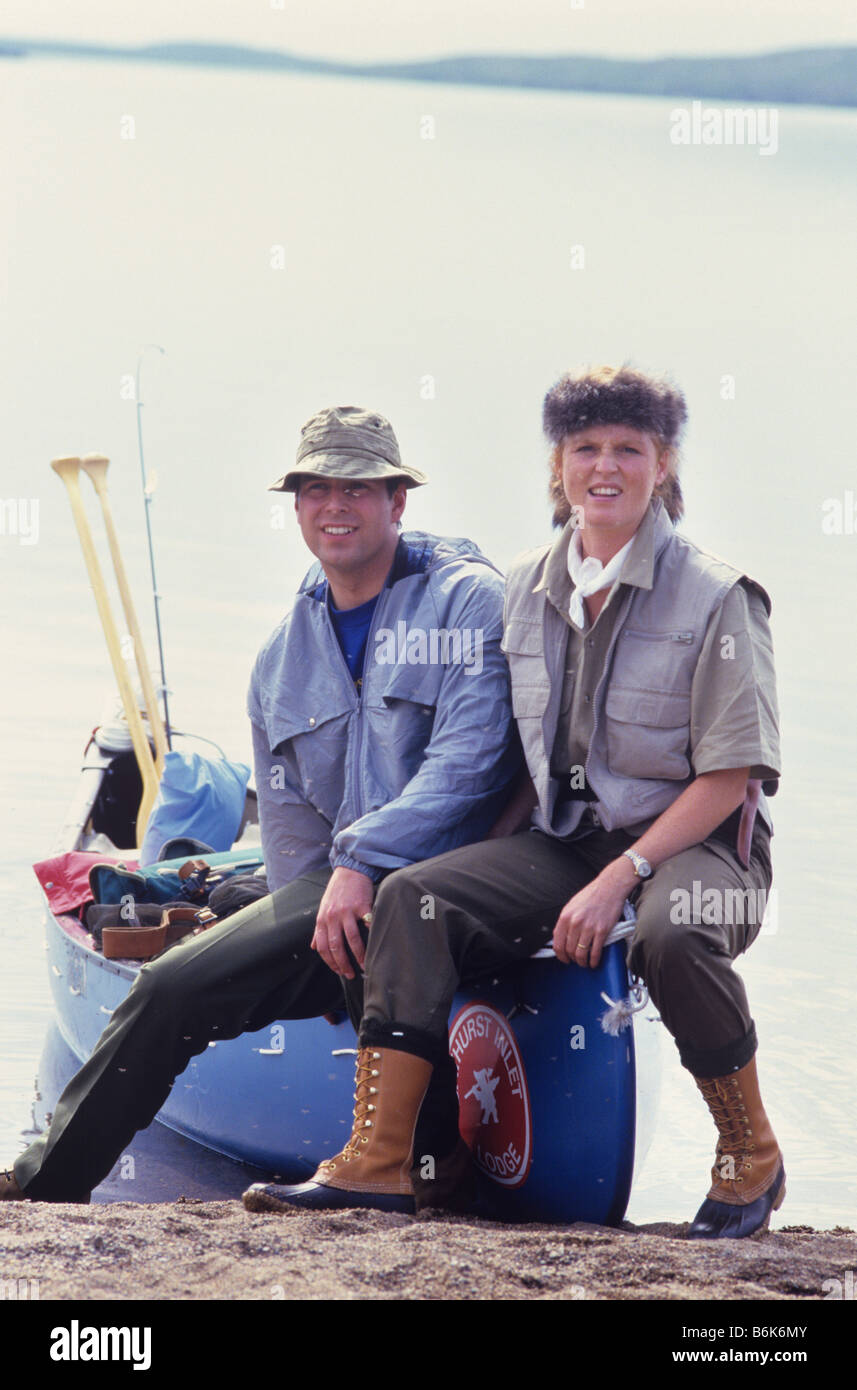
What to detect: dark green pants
<box><xmin>15</xmin><ymin>871</ymin><xmax>347</xmax><ymax>1202</ymax></box>
<box><xmin>361</xmin><ymin>824</ymin><xmax>772</xmax><ymax>1078</ymax></box>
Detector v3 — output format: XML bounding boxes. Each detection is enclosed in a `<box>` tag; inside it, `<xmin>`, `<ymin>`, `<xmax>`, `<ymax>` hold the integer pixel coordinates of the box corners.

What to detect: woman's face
<box><xmin>557</xmin><ymin>423</ymin><xmax>669</xmax><ymax>540</ymax></box>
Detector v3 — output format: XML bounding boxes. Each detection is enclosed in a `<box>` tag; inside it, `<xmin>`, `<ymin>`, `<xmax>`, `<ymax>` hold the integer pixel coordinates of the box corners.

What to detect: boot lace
<box><xmin>698</xmin><ymin>1075</ymin><xmax>755</xmax><ymax>1186</ymax></box>
<box><xmin>318</xmin><ymin>1050</ymin><xmax>381</xmax><ymax>1172</ymax></box>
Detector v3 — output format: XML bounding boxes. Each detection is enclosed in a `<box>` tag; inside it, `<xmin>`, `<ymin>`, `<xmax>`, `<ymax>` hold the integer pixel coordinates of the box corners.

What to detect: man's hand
<box><xmin>312</xmin><ymin>866</ymin><xmax>375</xmax><ymax>978</ymax></box>
<box><xmin>552</xmin><ymin>858</ymin><xmax>636</xmax><ymax>969</ymax></box>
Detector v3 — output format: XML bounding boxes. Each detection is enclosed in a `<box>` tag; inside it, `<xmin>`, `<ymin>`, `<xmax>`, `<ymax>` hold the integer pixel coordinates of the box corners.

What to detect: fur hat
<box><xmin>543</xmin><ymin>366</ymin><xmax>686</xmax><ymax>525</ymax></box>
<box><xmin>543</xmin><ymin>366</ymin><xmax>687</xmax><ymax>447</ymax></box>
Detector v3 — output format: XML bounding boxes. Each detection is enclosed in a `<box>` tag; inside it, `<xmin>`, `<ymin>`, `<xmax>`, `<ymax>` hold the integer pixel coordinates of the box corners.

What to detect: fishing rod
<box><xmin>135</xmin><ymin>344</ymin><xmax>172</xmax><ymax>750</ymax></box>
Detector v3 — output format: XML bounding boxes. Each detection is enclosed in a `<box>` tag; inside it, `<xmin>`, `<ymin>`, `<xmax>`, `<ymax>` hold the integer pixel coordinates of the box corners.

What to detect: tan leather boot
<box><xmin>688</xmin><ymin>1056</ymin><xmax>785</xmax><ymax>1238</ymax></box>
<box><xmin>243</xmin><ymin>1046</ymin><xmax>432</xmax><ymax>1214</ymax></box>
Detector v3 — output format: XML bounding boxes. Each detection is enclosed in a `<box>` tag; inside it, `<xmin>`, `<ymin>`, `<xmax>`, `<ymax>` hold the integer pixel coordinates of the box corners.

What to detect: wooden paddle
<box><xmin>51</xmin><ymin>455</ymin><xmax>160</xmax><ymax>847</ymax></box>
<box><xmin>80</xmin><ymin>453</ymin><xmax>168</xmax><ymax>773</ymax></box>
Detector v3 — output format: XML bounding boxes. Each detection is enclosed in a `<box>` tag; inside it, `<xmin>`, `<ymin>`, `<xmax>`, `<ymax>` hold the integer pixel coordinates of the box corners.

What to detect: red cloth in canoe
<box><xmin>33</xmin><ymin>852</ymin><xmax>139</xmax><ymax>915</ymax></box>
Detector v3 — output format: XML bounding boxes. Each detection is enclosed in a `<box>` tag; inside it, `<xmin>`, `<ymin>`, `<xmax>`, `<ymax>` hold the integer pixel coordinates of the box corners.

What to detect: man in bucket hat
<box><xmin>269</xmin><ymin>404</ymin><xmax>428</xmax><ymax>493</ymax></box>
<box><xmin>4</xmin><ymin>405</ymin><xmax>518</xmax><ymax>1212</ymax></box>
<box><xmin>245</xmin><ymin>365</ymin><xmax>783</xmax><ymax>1236</ymax></box>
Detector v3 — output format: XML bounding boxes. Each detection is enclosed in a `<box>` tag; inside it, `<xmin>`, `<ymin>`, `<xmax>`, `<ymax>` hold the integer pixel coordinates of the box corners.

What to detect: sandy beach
<box><xmin>1</xmin><ymin>1202</ymin><xmax>854</xmax><ymax>1301</ymax></box>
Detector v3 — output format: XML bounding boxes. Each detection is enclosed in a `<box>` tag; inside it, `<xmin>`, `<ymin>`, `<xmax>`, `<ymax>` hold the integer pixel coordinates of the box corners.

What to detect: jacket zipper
<box><xmin>350</xmin><ymin>586</ymin><xmax>390</xmax><ymax>821</ymax></box>
<box><xmin>320</xmin><ymin>599</ymin><xmax>363</xmax><ymax>836</ymax></box>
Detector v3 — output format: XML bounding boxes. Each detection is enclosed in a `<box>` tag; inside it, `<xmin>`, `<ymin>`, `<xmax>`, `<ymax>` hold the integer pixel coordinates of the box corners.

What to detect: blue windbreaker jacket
<box><xmin>247</xmin><ymin>531</ymin><xmax>519</xmax><ymax>891</ymax></box>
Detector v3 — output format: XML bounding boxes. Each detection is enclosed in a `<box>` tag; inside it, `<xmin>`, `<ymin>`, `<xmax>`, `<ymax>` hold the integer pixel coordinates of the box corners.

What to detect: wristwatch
<box><xmin>622</xmin><ymin>849</ymin><xmax>653</xmax><ymax>879</ymax></box>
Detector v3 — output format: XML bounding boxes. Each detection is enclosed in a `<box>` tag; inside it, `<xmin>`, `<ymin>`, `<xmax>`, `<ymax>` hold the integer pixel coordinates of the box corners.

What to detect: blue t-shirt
<box><xmin>328</xmin><ymin>594</ymin><xmax>379</xmax><ymax>689</ymax></box>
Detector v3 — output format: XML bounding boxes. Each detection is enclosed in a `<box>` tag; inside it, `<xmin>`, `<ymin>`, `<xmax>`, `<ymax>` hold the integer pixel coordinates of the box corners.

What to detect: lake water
<box><xmin>1</xmin><ymin>56</ymin><xmax>855</xmax><ymax>1229</ymax></box>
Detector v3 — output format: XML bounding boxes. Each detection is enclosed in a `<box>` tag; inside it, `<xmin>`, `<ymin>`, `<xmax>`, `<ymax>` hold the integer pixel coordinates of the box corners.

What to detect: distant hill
<box><xmin>368</xmin><ymin>48</ymin><xmax>857</xmax><ymax>108</ymax></box>
<box><xmin>2</xmin><ymin>38</ymin><xmax>855</xmax><ymax>108</ymax></box>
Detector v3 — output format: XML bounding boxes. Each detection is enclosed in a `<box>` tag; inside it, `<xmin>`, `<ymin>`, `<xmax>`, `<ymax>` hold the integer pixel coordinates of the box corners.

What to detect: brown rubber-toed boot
<box><xmin>243</xmin><ymin>1046</ymin><xmax>433</xmax><ymax>1215</ymax></box>
<box><xmin>688</xmin><ymin>1056</ymin><xmax>785</xmax><ymax>1239</ymax></box>
<box><xmin>1</xmin><ymin>1169</ymin><xmax>26</xmax><ymax>1201</ymax></box>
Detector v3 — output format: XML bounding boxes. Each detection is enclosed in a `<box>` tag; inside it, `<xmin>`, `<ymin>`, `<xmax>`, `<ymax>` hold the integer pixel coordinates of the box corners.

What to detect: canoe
<box><xmin>34</xmin><ymin>715</ymin><xmax>662</xmax><ymax>1223</ymax></box>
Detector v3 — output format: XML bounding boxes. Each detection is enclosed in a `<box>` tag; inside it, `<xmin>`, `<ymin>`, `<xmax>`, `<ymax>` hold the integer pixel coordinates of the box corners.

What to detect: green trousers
<box><xmin>15</xmin><ymin>821</ymin><xmax>771</xmax><ymax>1201</ymax></box>
<box><xmin>360</xmin><ymin>823</ymin><xmax>772</xmax><ymax>1079</ymax></box>
<box><xmin>15</xmin><ymin>871</ymin><xmax>346</xmax><ymax>1201</ymax></box>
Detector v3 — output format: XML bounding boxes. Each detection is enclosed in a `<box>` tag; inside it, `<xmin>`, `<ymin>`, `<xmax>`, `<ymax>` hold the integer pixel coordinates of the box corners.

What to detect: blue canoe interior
<box><xmin>34</xmin><ymin>742</ymin><xmax>661</xmax><ymax>1224</ymax></box>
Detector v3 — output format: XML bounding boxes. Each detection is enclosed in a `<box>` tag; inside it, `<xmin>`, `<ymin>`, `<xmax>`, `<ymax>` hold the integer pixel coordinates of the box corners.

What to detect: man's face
<box><xmin>558</xmin><ymin>424</ymin><xmax>668</xmax><ymax>536</ymax></box>
<box><xmin>294</xmin><ymin>476</ymin><xmax>406</xmax><ymax>578</ymax></box>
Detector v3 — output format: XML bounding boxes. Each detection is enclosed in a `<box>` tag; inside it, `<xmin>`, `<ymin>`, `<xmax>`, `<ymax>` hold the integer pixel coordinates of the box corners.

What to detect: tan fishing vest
<box><xmin>502</xmin><ymin>500</ymin><xmax>772</xmax><ymax>836</ymax></box>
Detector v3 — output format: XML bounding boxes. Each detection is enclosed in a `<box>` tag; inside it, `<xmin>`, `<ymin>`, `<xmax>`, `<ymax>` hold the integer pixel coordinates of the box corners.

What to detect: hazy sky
<box><xmin>3</xmin><ymin>0</ymin><xmax>855</xmax><ymax>61</ymax></box>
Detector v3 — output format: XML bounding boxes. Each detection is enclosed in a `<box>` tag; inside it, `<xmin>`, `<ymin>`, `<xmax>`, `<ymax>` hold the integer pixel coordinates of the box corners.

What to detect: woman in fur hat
<box><xmin>522</xmin><ymin>364</ymin><xmax>784</xmax><ymax>1235</ymax></box>
<box><xmin>247</xmin><ymin>365</ymin><xmax>784</xmax><ymax>1237</ymax></box>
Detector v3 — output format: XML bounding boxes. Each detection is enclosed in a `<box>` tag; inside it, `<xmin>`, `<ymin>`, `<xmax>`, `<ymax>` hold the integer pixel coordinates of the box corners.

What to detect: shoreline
<box><xmin>1</xmin><ymin>1202</ymin><xmax>854</xmax><ymax>1300</ymax></box>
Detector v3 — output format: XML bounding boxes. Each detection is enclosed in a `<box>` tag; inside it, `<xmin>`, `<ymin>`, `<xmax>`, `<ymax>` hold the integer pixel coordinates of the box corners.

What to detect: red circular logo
<box><xmin>449</xmin><ymin>1003</ymin><xmax>533</xmax><ymax>1188</ymax></box>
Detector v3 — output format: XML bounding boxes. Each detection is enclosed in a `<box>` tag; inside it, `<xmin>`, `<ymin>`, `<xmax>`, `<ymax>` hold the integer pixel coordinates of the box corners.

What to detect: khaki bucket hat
<box><xmin>268</xmin><ymin>405</ymin><xmax>428</xmax><ymax>492</ymax></box>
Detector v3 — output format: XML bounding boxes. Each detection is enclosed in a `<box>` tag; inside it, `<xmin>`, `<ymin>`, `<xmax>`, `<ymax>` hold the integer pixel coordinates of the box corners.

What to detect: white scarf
<box><xmin>566</xmin><ymin>529</ymin><xmax>633</xmax><ymax>629</ymax></box>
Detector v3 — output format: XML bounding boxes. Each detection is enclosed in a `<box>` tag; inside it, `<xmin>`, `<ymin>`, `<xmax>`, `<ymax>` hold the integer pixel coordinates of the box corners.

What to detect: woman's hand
<box><xmin>553</xmin><ymin>767</ymin><xmax>753</xmax><ymax>969</ymax></box>
<box><xmin>553</xmin><ymin>858</ymin><xmax>636</xmax><ymax>969</ymax></box>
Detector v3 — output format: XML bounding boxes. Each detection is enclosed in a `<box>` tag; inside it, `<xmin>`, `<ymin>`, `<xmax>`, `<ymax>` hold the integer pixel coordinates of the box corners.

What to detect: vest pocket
<box><xmin>502</xmin><ymin>616</ymin><xmax>544</xmax><ymax>657</ymax></box>
<box><xmin>511</xmin><ymin>682</ymin><xmax>550</xmax><ymax>721</ymax></box>
<box><xmin>604</xmin><ymin>686</ymin><xmax>691</xmax><ymax>780</ymax></box>
<box><xmin>612</xmin><ymin>628</ymin><xmax>697</xmax><ymax>695</ymax></box>
<box><xmin>504</xmin><ymin>618</ymin><xmax>551</xmax><ymax>722</ymax></box>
